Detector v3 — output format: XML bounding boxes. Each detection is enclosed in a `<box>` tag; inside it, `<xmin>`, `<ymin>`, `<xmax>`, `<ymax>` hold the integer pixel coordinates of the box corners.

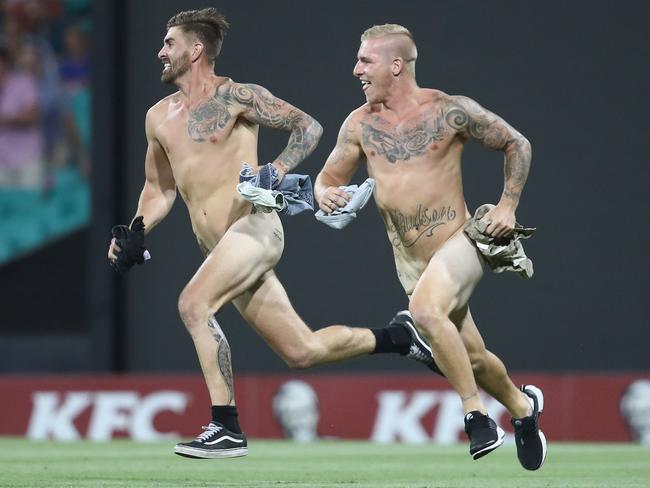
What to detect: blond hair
<box><xmin>360</xmin><ymin>24</ymin><xmax>417</xmax><ymax>77</ymax></box>
<box><xmin>361</xmin><ymin>24</ymin><xmax>414</xmax><ymax>42</ymax></box>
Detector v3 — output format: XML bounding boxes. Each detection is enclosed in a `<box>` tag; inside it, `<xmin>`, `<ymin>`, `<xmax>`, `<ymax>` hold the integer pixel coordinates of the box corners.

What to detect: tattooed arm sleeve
<box><xmin>446</xmin><ymin>96</ymin><xmax>532</xmax><ymax>207</ymax></box>
<box><xmin>234</xmin><ymin>83</ymin><xmax>323</xmax><ymax>174</ymax></box>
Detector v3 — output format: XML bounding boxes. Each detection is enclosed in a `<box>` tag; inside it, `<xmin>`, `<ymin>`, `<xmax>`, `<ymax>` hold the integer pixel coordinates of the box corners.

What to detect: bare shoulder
<box><xmin>342</xmin><ymin>104</ymin><xmax>373</xmax><ymax>136</ymax></box>
<box><xmin>422</xmin><ymin>87</ymin><xmax>450</xmax><ymax>100</ymax></box>
<box><xmin>221</xmin><ymin>78</ymin><xmax>273</xmax><ymax>101</ymax></box>
<box><xmin>146</xmin><ymin>93</ymin><xmax>177</xmax><ymax>122</ymax></box>
<box><xmin>418</xmin><ymin>88</ymin><xmax>458</xmax><ymax>109</ymax></box>
<box><xmin>213</xmin><ymin>76</ymin><xmax>235</xmax><ymax>95</ymax></box>
<box><xmin>354</xmin><ymin>102</ymin><xmax>382</xmax><ymax>121</ymax></box>
<box><xmin>144</xmin><ymin>94</ymin><xmax>177</xmax><ymax>137</ymax></box>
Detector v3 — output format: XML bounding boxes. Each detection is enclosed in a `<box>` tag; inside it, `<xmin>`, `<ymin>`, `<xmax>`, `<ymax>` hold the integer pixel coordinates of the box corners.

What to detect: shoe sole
<box><xmin>174</xmin><ymin>445</ymin><xmax>248</xmax><ymax>459</ymax></box>
<box><xmin>472</xmin><ymin>426</ymin><xmax>505</xmax><ymax>460</ymax></box>
<box><xmin>521</xmin><ymin>384</ymin><xmax>548</xmax><ymax>470</ymax></box>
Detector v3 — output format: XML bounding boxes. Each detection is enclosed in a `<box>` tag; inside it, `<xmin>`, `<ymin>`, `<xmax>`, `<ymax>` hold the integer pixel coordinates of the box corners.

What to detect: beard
<box><xmin>160</xmin><ymin>51</ymin><xmax>191</xmax><ymax>84</ymax></box>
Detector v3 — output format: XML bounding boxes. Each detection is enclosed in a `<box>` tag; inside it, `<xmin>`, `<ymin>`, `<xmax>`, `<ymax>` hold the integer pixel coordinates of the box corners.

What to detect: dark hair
<box><xmin>166</xmin><ymin>7</ymin><xmax>229</xmax><ymax>61</ymax></box>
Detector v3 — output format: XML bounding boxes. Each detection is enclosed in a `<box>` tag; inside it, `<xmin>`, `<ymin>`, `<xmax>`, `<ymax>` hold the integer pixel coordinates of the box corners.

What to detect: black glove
<box><xmin>110</xmin><ymin>216</ymin><xmax>148</xmax><ymax>274</ymax></box>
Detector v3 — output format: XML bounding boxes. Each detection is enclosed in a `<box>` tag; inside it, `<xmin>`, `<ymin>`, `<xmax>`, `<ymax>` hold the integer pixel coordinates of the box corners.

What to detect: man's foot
<box><xmin>174</xmin><ymin>422</ymin><xmax>248</xmax><ymax>459</ymax></box>
<box><xmin>511</xmin><ymin>385</ymin><xmax>547</xmax><ymax>470</ymax></box>
<box><xmin>390</xmin><ymin>310</ymin><xmax>442</xmax><ymax>374</ymax></box>
<box><xmin>464</xmin><ymin>411</ymin><xmax>505</xmax><ymax>460</ymax></box>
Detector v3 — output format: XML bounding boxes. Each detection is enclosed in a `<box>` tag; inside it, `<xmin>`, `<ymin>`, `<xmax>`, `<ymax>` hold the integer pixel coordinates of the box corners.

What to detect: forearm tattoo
<box><xmin>361</xmin><ymin>113</ymin><xmax>445</xmax><ymax>163</ymax></box>
<box><xmin>446</xmin><ymin>97</ymin><xmax>531</xmax><ymax>203</ymax></box>
<box><xmin>187</xmin><ymin>83</ymin><xmax>321</xmax><ymax>171</ymax></box>
<box><xmin>208</xmin><ymin>316</ymin><xmax>235</xmax><ymax>405</ymax></box>
<box><xmin>388</xmin><ymin>205</ymin><xmax>457</xmax><ymax>248</ymax></box>
<box><xmin>502</xmin><ymin>138</ymin><xmax>531</xmax><ymax>202</ymax></box>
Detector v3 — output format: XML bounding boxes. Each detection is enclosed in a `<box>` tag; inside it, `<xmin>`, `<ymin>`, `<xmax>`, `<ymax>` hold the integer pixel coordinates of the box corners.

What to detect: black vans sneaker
<box><xmin>464</xmin><ymin>411</ymin><xmax>505</xmax><ymax>460</ymax></box>
<box><xmin>174</xmin><ymin>422</ymin><xmax>248</xmax><ymax>459</ymax></box>
<box><xmin>390</xmin><ymin>310</ymin><xmax>442</xmax><ymax>375</ymax></box>
<box><xmin>511</xmin><ymin>385</ymin><xmax>547</xmax><ymax>470</ymax></box>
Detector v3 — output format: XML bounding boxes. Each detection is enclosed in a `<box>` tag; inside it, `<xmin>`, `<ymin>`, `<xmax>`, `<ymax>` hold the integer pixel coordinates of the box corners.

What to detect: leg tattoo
<box><xmin>208</xmin><ymin>316</ymin><xmax>235</xmax><ymax>405</ymax></box>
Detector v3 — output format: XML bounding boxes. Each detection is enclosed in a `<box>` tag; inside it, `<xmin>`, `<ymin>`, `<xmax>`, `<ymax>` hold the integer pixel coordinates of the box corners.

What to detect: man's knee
<box><xmin>409</xmin><ymin>302</ymin><xmax>449</xmax><ymax>337</ymax></box>
<box><xmin>177</xmin><ymin>290</ymin><xmax>208</xmax><ymax>333</ymax></box>
<box><xmin>278</xmin><ymin>338</ymin><xmax>322</xmax><ymax>369</ymax></box>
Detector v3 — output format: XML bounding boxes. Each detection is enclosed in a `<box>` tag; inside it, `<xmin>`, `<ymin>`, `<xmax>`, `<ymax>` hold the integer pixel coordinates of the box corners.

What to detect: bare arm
<box><xmin>134</xmin><ymin>108</ymin><xmax>177</xmax><ymax>234</ymax></box>
<box><xmin>314</xmin><ymin>113</ymin><xmax>365</xmax><ymax>212</ymax></box>
<box><xmin>447</xmin><ymin>96</ymin><xmax>532</xmax><ymax>236</ymax></box>
<box><xmin>235</xmin><ymin>83</ymin><xmax>322</xmax><ymax>176</ymax></box>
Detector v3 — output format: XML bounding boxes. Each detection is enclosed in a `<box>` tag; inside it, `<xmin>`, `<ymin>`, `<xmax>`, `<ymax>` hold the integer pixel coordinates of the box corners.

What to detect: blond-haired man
<box><xmin>316</xmin><ymin>24</ymin><xmax>546</xmax><ymax>469</ymax></box>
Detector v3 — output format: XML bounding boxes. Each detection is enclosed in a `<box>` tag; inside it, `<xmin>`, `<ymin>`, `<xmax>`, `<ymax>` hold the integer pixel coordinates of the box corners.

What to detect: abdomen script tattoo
<box><xmin>388</xmin><ymin>205</ymin><xmax>457</xmax><ymax>248</ymax></box>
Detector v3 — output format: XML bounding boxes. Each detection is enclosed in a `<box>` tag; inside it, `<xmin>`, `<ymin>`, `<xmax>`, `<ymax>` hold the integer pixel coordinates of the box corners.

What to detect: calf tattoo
<box><xmin>208</xmin><ymin>316</ymin><xmax>235</xmax><ymax>405</ymax></box>
<box><xmin>389</xmin><ymin>205</ymin><xmax>457</xmax><ymax>248</ymax></box>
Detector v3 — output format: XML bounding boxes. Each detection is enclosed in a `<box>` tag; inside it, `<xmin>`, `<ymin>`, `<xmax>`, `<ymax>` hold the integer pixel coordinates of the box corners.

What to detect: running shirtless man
<box><xmin>107</xmin><ymin>10</ymin><xmax>434</xmax><ymax>459</ymax></box>
<box><xmin>315</xmin><ymin>24</ymin><xmax>546</xmax><ymax>470</ymax></box>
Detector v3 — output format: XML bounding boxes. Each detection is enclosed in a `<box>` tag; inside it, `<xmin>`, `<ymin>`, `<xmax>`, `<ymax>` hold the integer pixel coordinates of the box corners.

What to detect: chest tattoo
<box><xmin>360</xmin><ymin>112</ymin><xmax>447</xmax><ymax>163</ymax></box>
<box><xmin>187</xmin><ymin>92</ymin><xmax>234</xmax><ymax>142</ymax></box>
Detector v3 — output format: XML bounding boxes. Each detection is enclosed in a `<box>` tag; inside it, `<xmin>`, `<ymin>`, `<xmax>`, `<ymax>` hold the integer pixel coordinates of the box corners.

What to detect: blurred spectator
<box><xmin>0</xmin><ymin>0</ymin><xmax>91</xmax><ymax>265</ymax></box>
<box><xmin>3</xmin><ymin>0</ymin><xmax>89</xmax><ymax>180</ymax></box>
<box><xmin>60</xmin><ymin>22</ymin><xmax>90</xmax><ymax>94</ymax></box>
<box><xmin>0</xmin><ymin>46</ymin><xmax>45</xmax><ymax>188</ymax></box>
<box><xmin>59</xmin><ymin>22</ymin><xmax>91</xmax><ymax>175</ymax></box>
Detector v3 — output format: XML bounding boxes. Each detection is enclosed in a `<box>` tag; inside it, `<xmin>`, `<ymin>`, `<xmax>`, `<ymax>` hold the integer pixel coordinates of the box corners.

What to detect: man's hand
<box><xmin>108</xmin><ymin>216</ymin><xmax>149</xmax><ymax>274</ymax></box>
<box><xmin>317</xmin><ymin>186</ymin><xmax>352</xmax><ymax>213</ymax></box>
<box><xmin>479</xmin><ymin>203</ymin><xmax>516</xmax><ymax>238</ymax></box>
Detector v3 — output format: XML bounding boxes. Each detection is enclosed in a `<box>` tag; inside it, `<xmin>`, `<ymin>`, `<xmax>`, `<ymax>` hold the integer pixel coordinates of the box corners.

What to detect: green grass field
<box><xmin>0</xmin><ymin>438</ymin><xmax>648</xmax><ymax>488</ymax></box>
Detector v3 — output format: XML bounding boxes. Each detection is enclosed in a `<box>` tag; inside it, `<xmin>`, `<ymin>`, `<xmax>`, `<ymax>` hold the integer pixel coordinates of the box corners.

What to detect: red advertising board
<box><xmin>0</xmin><ymin>373</ymin><xmax>648</xmax><ymax>443</ymax></box>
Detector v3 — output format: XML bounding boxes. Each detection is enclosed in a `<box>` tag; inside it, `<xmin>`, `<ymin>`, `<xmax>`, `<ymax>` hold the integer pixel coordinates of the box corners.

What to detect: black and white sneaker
<box><xmin>464</xmin><ymin>411</ymin><xmax>505</xmax><ymax>460</ymax></box>
<box><xmin>174</xmin><ymin>422</ymin><xmax>248</xmax><ymax>459</ymax></box>
<box><xmin>511</xmin><ymin>385</ymin><xmax>547</xmax><ymax>470</ymax></box>
<box><xmin>390</xmin><ymin>310</ymin><xmax>442</xmax><ymax>375</ymax></box>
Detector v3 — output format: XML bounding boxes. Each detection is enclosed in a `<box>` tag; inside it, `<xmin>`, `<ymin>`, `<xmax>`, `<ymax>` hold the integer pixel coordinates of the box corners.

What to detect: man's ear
<box><xmin>392</xmin><ymin>58</ymin><xmax>403</xmax><ymax>76</ymax></box>
<box><xmin>191</xmin><ymin>43</ymin><xmax>204</xmax><ymax>62</ymax></box>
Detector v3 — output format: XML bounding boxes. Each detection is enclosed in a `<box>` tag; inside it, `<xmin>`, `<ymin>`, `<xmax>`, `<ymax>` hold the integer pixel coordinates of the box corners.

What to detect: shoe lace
<box><xmin>195</xmin><ymin>423</ymin><xmax>222</xmax><ymax>442</ymax></box>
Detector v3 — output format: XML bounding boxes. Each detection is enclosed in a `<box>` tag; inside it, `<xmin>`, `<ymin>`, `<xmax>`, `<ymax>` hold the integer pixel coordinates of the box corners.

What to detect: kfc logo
<box><xmin>371</xmin><ymin>390</ymin><xmax>509</xmax><ymax>444</ymax></box>
<box><xmin>27</xmin><ymin>391</ymin><xmax>189</xmax><ymax>441</ymax></box>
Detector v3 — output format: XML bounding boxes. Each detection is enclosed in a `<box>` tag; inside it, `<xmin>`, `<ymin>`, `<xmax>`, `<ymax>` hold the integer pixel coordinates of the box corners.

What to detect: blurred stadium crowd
<box><xmin>0</xmin><ymin>0</ymin><xmax>90</xmax><ymax>263</ymax></box>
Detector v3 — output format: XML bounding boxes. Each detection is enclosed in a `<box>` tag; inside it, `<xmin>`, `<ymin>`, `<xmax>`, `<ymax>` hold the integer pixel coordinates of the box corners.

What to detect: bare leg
<box><xmin>409</xmin><ymin>231</ymin><xmax>486</xmax><ymax>415</ymax></box>
<box><xmin>456</xmin><ymin>307</ymin><xmax>531</xmax><ymax>418</ymax></box>
<box><xmin>234</xmin><ymin>271</ymin><xmax>375</xmax><ymax>368</ymax></box>
<box><xmin>206</xmin><ymin>317</ymin><xmax>235</xmax><ymax>405</ymax></box>
<box><xmin>177</xmin><ymin>211</ymin><xmax>284</xmax><ymax>405</ymax></box>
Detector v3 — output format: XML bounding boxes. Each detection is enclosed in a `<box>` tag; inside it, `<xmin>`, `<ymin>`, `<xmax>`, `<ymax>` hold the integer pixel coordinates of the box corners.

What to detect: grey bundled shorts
<box><xmin>463</xmin><ymin>204</ymin><xmax>536</xmax><ymax>279</ymax></box>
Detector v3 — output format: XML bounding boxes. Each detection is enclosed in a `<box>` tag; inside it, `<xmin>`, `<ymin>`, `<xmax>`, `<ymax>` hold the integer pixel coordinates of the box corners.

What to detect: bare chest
<box><xmin>359</xmin><ymin>108</ymin><xmax>458</xmax><ymax>165</ymax></box>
